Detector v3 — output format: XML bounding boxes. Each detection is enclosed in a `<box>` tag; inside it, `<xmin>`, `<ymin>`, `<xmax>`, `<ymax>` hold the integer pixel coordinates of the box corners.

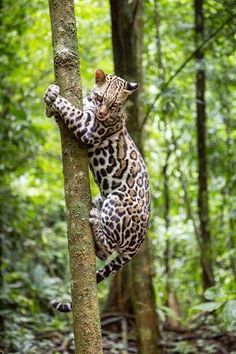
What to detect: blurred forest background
<box><xmin>0</xmin><ymin>0</ymin><xmax>236</xmax><ymax>353</ymax></box>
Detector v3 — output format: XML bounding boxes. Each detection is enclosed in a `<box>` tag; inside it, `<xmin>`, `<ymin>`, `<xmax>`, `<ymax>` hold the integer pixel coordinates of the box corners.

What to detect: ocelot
<box><xmin>44</xmin><ymin>69</ymin><xmax>150</xmax><ymax>312</ymax></box>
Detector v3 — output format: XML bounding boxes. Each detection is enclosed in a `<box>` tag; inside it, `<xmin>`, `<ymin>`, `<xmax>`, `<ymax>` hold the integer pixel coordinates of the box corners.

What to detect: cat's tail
<box><xmin>51</xmin><ymin>299</ymin><xmax>72</xmax><ymax>313</ymax></box>
<box><xmin>51</xmin><ymin>254</ymin><xmax>133</xmax><ymax>312</ymax></box>
<box><xmin>96</xmin><ymin>253</ymin><xmax>133</xmax><ymax>283</ymax></box>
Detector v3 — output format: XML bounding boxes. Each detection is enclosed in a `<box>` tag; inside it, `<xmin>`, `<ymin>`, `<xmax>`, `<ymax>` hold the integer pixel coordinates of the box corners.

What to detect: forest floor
<box><xmin>100</xmin><ymin>313</ymin><xmax>236</xmax><ymax>354</ymax></box>
<box><xmin>15</xmin><ymin>313</ymin><xmax>236</xmax><ymax>354</ymax></box>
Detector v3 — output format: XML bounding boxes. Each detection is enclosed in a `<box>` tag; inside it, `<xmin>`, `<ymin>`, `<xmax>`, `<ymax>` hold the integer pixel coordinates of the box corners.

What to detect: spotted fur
<box><xmin>44</xmin><ymin>70</ymin><xmax>150</xmax><ymax>312</ymax></box>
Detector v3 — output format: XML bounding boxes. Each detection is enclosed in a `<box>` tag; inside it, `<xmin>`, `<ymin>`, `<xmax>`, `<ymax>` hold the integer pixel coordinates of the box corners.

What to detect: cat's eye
<box><xmin>111</xmin><ymin>101</ymin><xmax>121</xmax><ymax>108</ymax></box>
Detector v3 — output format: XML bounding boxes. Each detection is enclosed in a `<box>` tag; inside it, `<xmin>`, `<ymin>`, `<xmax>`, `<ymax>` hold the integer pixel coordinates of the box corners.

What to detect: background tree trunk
<box><xmin>194</xmin><ymin>0</ymin><xmax>215</xmax><ymax>291</ymax></box>
<box><xmin>107</xmin><ymin>1</ymin><xmax>161</xmax><ymax>353</ymax></box>
<box><xmin>153</xmin><ymin>0</ymin><xmax>181</xmax><ymax>328</ymax></box>
<box><xmin>48</xmin><ymin>1</ymin><xmax>103</xmax><ymax>353</ymax></box>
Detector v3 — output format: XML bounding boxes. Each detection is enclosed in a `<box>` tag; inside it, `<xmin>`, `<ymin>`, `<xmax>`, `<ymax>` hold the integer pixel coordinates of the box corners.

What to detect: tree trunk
<box><xmin>194</xmin><ymin>0</ymin><xmax>215</xmax><ymax>290</ymax></box>
<box><xmin>107</xmin><ymin>1</ymin><xmax>161</xmax><ymax>353</ymax></box>
<box><xmin>131</xmin><ymin>242</ymin><xmax>161</xmax><ymax>354</ymax></box>
<box><xmin>219</xmin><ymin>81</ymin><xmax>236</xmax><ymax>281</ymax></box>
<box><xmin>104</xmin><ymin>263</ymin><xmax>133</xmax><ymax>315</ymax></box>
<box><xmin>153</xmin><ymin>0</ymin><xmax>181</xmax><ymax>329</ymax></box>
<box><xmin>48</xmin><ymin>1</ymin><xmax>103</xmax><ymax>353</ymax></box>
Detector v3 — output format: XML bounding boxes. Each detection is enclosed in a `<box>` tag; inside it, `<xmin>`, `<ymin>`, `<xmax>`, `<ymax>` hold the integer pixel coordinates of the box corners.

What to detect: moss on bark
<box><xmin>48</xmin><ymin>1</ymin><xmax>103</xmax><ymax>353</ymax></box>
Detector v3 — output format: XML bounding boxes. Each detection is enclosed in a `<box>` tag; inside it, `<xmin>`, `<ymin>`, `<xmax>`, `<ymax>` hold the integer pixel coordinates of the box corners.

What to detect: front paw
<box><xmin>44</xmin><ymin>84</ymin><xmax>60</xmax><ymax>106</ymax></box>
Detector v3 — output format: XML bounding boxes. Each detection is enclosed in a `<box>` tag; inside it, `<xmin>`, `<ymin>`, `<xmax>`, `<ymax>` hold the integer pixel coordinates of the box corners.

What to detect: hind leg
<box><xmin>91</xmin><ymin>196</ymin><xmax>106</xmax><ymax>260</ymax></box>
<box><xmin>89</xmin><ymin>208</ymin><xmax>113</xmax><ymax>260</ymax></box>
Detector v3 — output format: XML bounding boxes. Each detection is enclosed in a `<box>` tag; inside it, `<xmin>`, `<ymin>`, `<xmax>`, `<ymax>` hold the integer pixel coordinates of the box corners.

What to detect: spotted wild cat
<box><xmin>44</xmin><ymin>69</ymin><xmax>150</xmax><ymax>312</ymax></box>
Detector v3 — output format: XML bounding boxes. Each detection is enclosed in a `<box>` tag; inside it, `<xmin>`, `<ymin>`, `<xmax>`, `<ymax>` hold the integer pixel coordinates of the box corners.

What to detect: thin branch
<box><xmin>142</xmin><ymin>14</ymin><xmax>234</xmax><ymax>126</ymax></box>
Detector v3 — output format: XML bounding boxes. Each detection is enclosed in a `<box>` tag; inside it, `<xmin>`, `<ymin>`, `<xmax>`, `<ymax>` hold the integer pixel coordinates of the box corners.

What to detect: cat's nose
<box><xmin>98</xmin><ymin>111</ymin><xmax>107</xmax><ymax>118</ymax></box>
<box><xmin>98</xmin><ymin>105</ymin><xmax>108</xmax><ymax>118</ymax></box>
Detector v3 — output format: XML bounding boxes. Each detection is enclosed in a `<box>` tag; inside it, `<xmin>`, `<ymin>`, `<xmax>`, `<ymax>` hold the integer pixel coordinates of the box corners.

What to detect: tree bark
<box><xmin>194</xmin><ymin>0</ymin><xmax>215</xmax><ymax>290</ymax></box>
<box><xmin>107</xmin><ymin>1</ymin><xmax>161</xmax><ymax>353</ymax></box>
<box><xmin>48</xmin><ymin>1</ymin><xmax>103</xmax><ymax>353</ymax></box>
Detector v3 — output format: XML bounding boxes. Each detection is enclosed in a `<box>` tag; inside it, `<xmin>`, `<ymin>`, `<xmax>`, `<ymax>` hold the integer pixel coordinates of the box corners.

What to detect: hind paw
<box><xmin>89</xmin><ymin>208</ymin><xmax>100</xmax><ymax>225</ymax></box>
<box><xmin>96</xmin><ymin>249</ymin><xmax>108</xmax><ymax>261</ymax></box>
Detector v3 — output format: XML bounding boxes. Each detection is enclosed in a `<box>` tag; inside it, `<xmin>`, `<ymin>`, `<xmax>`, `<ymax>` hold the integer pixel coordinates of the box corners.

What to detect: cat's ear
<box><xmin>123</xmin><ymin>82</ymin><xmax>139</xmax><ymax>94</ymax></box>
<box><xmin>95</xmin><ymin>69</ymin><xmax>106</xmax><ymax>85</ymax></box>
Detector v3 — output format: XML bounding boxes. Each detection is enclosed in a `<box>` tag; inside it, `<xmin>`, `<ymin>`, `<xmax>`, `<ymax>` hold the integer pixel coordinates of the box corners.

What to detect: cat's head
<box><xmin>92</xmin><ymin>69</ymin><xmax>139</xmax><ymax>121</ymax></box>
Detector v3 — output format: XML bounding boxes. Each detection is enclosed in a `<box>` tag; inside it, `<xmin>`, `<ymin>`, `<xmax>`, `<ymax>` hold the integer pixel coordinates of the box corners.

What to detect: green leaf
<box><xmin>204</xmin><ymin>285</ymin><xmax>221</xmax><ymax>301</ymax></box>
<box><xmin>222</xmin><ymin>300</ymin><xmax>236</xmax><ymax>331</ymax></box>
<box><xmin>192</xmin><ymin>301</ymin><xmax>222</xmax><ymax>313</ymax></box>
